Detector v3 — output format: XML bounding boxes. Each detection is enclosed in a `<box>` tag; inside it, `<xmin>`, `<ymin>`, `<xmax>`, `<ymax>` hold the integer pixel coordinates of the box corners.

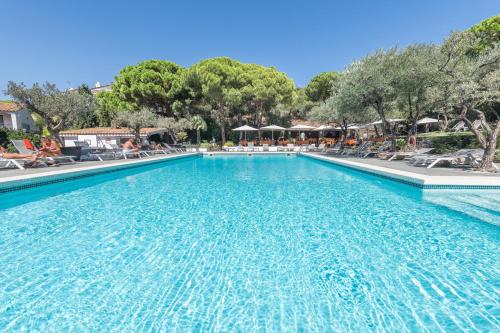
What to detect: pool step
<box><xmin>423</xmin><ymin>193</ymin><xmax>500</xmax><ymax>226</ymax></box>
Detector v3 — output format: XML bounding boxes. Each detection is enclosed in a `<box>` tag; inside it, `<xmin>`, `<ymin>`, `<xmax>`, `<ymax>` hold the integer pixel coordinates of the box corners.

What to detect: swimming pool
<box><xmin>0</xmin><ymin>155</ymin><xmax>498</xmax><ymax>331</ymax></box>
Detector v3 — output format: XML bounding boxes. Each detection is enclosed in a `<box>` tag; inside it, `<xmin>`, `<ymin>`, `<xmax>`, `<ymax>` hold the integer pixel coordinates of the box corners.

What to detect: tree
<box><xmin>113</xmin><ymin>108</ymin><xmax>158</xmax><ymax>142</ymax></box>
<box><xmin>190</xmin><ymin>115</ymin><xmax>207</xmax><ymax>145</ymax></box>
<box><xmin>73</xmin><ymin>84</ymin><xmax>99</xmax><ymax>128</ymax></box>
<box><xmin>391</xmin><ymin>45</ymin><xmax>440</xmax><ymax>143</ymax></box>
<box><xmin>241</xmin><ymin>64</ymin><xmax>296</xmax><ymax>127</ymax></box>
<box><xmin>6</xmin><ymin>81</ymin><xmax>96</xmax><ymax>144</ymax></box>
<box><xmin>304</xmin><ymin>71</ymin><xmax>339</xmax><ymax>103</ymax></box>
<box><xmin>437</xmin><ymin>31</ymin><xmax>500</xmax><ymax>171</ymax></box>
<box><xmin>95</xmin><ymin>91</ymin><xmax>134</xmax><ymax>127</ymax></box>
<box><xmin>185</xmin><ymin>57</ymin><xmax>248</xmax><ymax>145</ymax></box>
<box><xmin>157</xmin><ymin>117</ymin><xmax>191</xmax><ymax>144</ymax></box>
<box><xmin>469</xmin><ymin>15</ymin><xmax>500</xmax><ymax>54</ymax></box>
<box><xmin>309</xmin><ymin>74</ymin><xmax>374</xmax><ymax>147</ymax></box>
<box><xmin>112</xmin><ymin>60</ymin><xmax>183</xmax><ymax>115</ymax></box>
<box><xmin>344</xmin><ymin>49</ymin><xmax>399</xmax><ymax>138</ymax></box>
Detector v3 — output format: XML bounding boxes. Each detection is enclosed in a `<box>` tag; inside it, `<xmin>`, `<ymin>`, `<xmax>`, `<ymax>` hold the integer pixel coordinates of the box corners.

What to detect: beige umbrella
<box><xmin>260</xmin><ymin>125</ymin><xmax>286</xmax><ymax>141</ymax></box>
<box><xmin>232</xmin><ymin>125</ymin><xmax>258</xmax><ymax>140</ymax></box>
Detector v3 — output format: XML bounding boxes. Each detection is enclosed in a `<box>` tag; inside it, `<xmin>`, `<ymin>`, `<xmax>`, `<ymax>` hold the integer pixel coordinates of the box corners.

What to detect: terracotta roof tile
<box><xmin>60</xmin><ymin>127</ymin><xmax>166</xmax><ymax>137</ymax></box>
<box><xmin>0</xmin><ymin>101</ymin><xmax>22</xmax><ymax>112</ymax></box>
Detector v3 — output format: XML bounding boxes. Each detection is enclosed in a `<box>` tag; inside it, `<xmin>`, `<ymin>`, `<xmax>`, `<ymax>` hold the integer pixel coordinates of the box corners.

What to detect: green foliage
<box><xmin>112</xmin><ymin>60</ymin><xmax>183</xmax><ymax>115</ymax></box>
<box><xmin>304</xmin><ymin>72</ymin><xmax>339</xmax><ymax>103</ymax></box>
<box><xmin>423</xmin><ymin>132</ymin><xmax>482</xmax><ymax>154</ymax></box>
<box><xmin>113</xmin><ymin>108</ymin><xmax>158</xmax><ymax>140</ymax></box>
<box><xmin>95</xmin><ymin>91</ymin><xmax>133</xmax><ymax>126</ymax></box>
<box><xmin>190</xmin><ymin>115</ymin><xmax>207</xmax><ymax>131</ymax></box>
<box><xmin>0</xmin><ymin>128</ymin><xmax>41</xmax><ymax>152</ymax></box>
<box><xmin>176</xmin><ymin>131</ymin><xmax>188</xmax><ymax>142</ymax></box>
<box><xmin>223</xmin><ymin>140</ymin><xmax>235</xmax><ymax>147</ymax></box>
<box><xmin>6</xmin><ymin>81</ymin><xmax>96</xmax><ymax>142</ymax></box>
<box><xmin>469</xmin><ymin>15</ymin><xmax>500</xmax><ymax>53</ymax></box>
<box><xmin>199</xmin><ymin>140</ymin><xmax>211</xmax><ymax>149</ymax></box>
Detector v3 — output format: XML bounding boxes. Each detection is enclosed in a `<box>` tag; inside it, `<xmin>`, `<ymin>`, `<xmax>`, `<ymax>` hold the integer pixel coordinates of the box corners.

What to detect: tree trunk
<box><xmin>461</xmin><ymin>106</ymin><xmax>499</xmax><ymax>172</ymax></box>
<box><xmin>220</xmin><ymin>126</ymin><xmax>226</xmax><ymax>146</ymax></box>
<box><xmin>48</xmin><ymin>128</ymin><xmax>63</xmax><ymax>146</ymax></box>
<box><xmin>196</xmin><ymin>129</ymin><xmax>201</xmax><ymax>145</ymax></box>
<box><xmin>478</xmin><ymin>122</ymin><xmax>500</xmax><ymax>171</ymax></box>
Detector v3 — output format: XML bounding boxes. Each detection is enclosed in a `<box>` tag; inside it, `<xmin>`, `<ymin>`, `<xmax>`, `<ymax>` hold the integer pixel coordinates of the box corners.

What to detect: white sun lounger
<box><xmin>11</xmin><ymin>140</ymin><xmax>76</xmax><ymax>165</ymax></box>
<box><xmin>387</xmin><ymin>148</ymin><xmax>434</xmax><ymax>161</ymax></box>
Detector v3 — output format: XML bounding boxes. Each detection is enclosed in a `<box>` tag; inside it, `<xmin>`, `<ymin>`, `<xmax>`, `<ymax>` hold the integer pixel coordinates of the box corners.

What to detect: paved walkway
<box><xmin>335</xmin><ymin>156</ymin><xmax>500</xmax><ymax>178</ymax></box>
<box><xmin>0</xmin><ymin>153</ymin><xmax>194</xmax><ymax>180</ymax></box>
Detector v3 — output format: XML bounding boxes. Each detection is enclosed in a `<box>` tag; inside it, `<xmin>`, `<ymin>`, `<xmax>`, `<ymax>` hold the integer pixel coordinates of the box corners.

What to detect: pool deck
<box><xmin>0</xmin><ymin>153</ymin><xmax>198</xmax><ymax>188</ymax></box>
<box><xmin>302</xmin><ymin>152</ymin><xmax>500</xmax><ymax>188</ymax></box>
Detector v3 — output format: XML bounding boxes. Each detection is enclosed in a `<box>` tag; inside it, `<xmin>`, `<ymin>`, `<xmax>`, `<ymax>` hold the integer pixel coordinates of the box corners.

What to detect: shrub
<box><xmin>421</xmin><ymin>132</ymin><xmax>486</xmax><ymax>154</ymax></box>
<box><xmin>199</xmin><ymin>141</ymin><xmax>211</xmax><ymax>149</ymax></box>
<box><xmin>0</xmin><ymin>128</ymin><xmax>41</xmax><ymax>152</ymax></box>
<box><xmin>224</xmin><ymin>140</ymin><xmax>235</xmax><ymax>147</ymax></box>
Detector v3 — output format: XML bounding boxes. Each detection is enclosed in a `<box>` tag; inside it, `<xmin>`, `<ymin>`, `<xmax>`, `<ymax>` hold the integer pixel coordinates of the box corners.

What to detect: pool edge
<box><xmin>0</xmin><ymin>153</ymin><xmax>200</xmax><ymax>193</ymax></box>
<box><xmin>300</xmin><ymin>153</ymin><xmax>500</xmax><ymax>190</ymax></box>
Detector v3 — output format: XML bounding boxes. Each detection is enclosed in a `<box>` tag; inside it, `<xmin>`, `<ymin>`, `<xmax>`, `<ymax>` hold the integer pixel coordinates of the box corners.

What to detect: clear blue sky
<box><xmin>1</xmin><ymin>0</ymin><xmax>498</xmax><ymax>98</ymax></box>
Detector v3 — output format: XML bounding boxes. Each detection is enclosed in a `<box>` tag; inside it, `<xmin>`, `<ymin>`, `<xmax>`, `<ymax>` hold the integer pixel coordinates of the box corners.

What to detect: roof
<box><xmin>0</xmin><ymin>101</ymin><xmax>23</xmax><ymax>112</ymax></box>
<box><xmin>291</xmin><ymin>119</ymin><xmax>320</xmax><ymax>127</ymax></box>
<box><xmin>60</xmin><ymin>127</ymin><xmax>167</xmax><ymax>137</ymax></box>
<box><xmin>90</xmin><ymin>85</ymin><xmax>112</xmax><ymax>94</ymax></box>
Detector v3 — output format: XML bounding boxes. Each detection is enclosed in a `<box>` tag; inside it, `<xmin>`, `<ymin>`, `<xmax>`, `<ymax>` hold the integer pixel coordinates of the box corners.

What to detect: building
<box><xmin>90</xmin><ymin>82</ymin><xmax>112</xmax><ymax>94</ymax></box>
<box><xmin>60</xmin><ymin>127</ymin><xmax>167</xmax><ymax>148</ymax></box>
<box><xmin>0</xmin><ymin>101</ymin><xmax>37</xmax><ymax>131</ymax></box>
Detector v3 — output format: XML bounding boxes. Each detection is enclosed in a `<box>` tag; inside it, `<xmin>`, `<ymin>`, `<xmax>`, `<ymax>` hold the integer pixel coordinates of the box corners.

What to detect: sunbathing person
<box><xmin>39</xmin><ymin>137</ymin><xmax>62</xmax><ymax>157</ymax></box>
<box><xmin>0</xmin><ymin>145</ymin><xmax>38</xmax><ymax>161</ymax></box>
<box><xmin>122</xmin><ymin>139</ymin><xmax>140</xmax><ymax>153</ymax></box>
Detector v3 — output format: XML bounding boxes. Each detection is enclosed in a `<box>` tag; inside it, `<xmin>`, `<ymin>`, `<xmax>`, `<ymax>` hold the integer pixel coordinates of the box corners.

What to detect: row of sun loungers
<box><xmin>319</xmin><ymin>141</ymin><xmax>496</xmax><ymax>170</ymax></box>
<box><xmin>0</xmin><ymin>140</ymin><xmax>187</xmax><ymax>170</ymax></box>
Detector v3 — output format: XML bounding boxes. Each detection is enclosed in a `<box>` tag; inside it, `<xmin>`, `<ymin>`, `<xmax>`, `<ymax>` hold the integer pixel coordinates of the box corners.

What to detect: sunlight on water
<box><xmin>0</xmin><ymin>155</ymin><xmax>498</xmax><ymax>331</ymax></box>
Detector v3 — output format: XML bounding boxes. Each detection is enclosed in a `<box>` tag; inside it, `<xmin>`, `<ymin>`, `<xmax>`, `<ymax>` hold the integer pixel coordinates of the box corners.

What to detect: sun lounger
<box><xmin>410</xmin><ymin>149</ymin><xmax>481</xmax><ymax>168</ymax></box>
<box><xmin>162</xmin><ymin>143</ymin><xmax>185</xmax><ymax>153</ymax></box>
<box><xmin>387</xmin><ymin>148</ymin><xmax>434</xmax><ymax>161</ymax></box>
<box><xmin>11</xmin><ymin>140</ymin><xmax>76</xmax><ymax>165</ymax></box>
<box><xmin>0</xmin><ymin>158</ymin><xmax>25</xmax><ymax>170</ymax></box>
<box><xmin>263</xmin><ymin>144</ymin><xmax>269</xmax><ymax>152</ymax></box>
<box><xmin>322</xmin><ymin>142</ymin><xmax>342</xmax><ymax>155</ymax></box>
<box><xmin>451</xmin><ymin>120</ymin><xmax>467</xmax><ymax>132</ymax></box>
<box><xmin>307</xmin><ymin>143</ymin><xmax>325</xmax><ymax>152</ymax></box>
<box><xmin>362</xmin><ymin>141</ymin><xmax>391</xmax><ymax>158</ymax></box>
<box><xmin>247</xmin><ymin>142</ymin><xmax>256</xmax><ymax>152</ymax></box>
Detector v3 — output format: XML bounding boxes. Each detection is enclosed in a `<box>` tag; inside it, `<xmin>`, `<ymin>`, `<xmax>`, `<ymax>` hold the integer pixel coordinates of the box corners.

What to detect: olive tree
<box><xmin>437</xmin><ymin>31</ymin><xmax>500</xmax><ymax>171</ymax></box>
<box><xmin>391</xmin><ymin>45</ymin><xmax>440</xmax><ymax>143</ymax></box>
<box><xmin>6</xmin><ymin>81</ymin><xmax>96</xmax><ymax>144</ymax></box>
<box><xmin>113</xmin><ymin>108</ymin><xmax>158</xmax><ymax>142</ymax></box>
<box><xmin>343</xmin><ymin>49</ymin><xmax>400</xmax><ymax>138</ymax></box>
<box><xmin>157</xmin><ymin>117</ymin><xmax>191</xmax><ymax>144</ymax></box>
<box><xmin>309</xmin><ymin>73</ymin><xmax>375</xmax><ymax>147</ymax></box>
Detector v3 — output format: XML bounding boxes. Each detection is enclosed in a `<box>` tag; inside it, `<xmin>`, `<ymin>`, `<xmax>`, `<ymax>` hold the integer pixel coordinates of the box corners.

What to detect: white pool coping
<box><xmin>203</xmin><ymin>151</ymin><xmax>297</xmax><ymax>156</ymax></box>
<box><xmin>0</xmin><ymin>153</ymin><xmax>199</xmax><ymax>186</ymax></box>
<box><xmin>301</xmin><ymin>153</ymin><xmax>500</xmax><ymax>188</ymax></box>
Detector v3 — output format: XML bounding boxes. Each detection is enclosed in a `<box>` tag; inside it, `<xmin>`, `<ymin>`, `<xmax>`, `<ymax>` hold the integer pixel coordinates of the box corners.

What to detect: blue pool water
<box><xmin>0</xmin><ymin>155</ymin><xmax>499</xmax><ymax>332</ymax></box>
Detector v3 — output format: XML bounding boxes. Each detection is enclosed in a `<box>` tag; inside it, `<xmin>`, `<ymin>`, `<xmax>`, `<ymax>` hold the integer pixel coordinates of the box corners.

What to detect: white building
<box><xmin>90</xmin><ymin>82</ymin><xmax>112</xmax><ymax>94</ymax></box>
<box><xmin>60</xmin><ymin>127</ymin><xmax>167</xmax><ymax>148</ymax></box>
<box><xmin>0</xmin><ymin>102</ymin><xmax>36</xmax><ymax>131</ymax></box>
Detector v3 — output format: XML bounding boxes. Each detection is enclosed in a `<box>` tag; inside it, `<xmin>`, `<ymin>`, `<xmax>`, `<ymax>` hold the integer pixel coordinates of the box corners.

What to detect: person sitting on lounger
<box><xmin>39</xmin><ymin>137</ymin><xmax>62</xmax><ymax>157</ymax></box>
<box><xmin>0</xmin><ymin>145</ymin><xmax>39</xmax><ymax>161</ymax></box>
<box><xmin>122</xmin><ymin>139</ymin><xmax>140</xmax><ymax>153</ymax></box>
